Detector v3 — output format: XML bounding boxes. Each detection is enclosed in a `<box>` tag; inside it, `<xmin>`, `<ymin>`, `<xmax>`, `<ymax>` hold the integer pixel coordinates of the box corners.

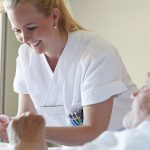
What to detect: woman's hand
<box><xmin>0</xmin><ymin>114</ymin><xmax>11</xmax><ymax>142</ymax></box>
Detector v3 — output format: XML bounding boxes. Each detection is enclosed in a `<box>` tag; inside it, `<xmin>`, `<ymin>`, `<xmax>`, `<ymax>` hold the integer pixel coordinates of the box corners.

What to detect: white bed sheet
<box><xmin>0</xmin><ymin>142</ymin><xmax>61</xmax><ymax>150</ymax></box>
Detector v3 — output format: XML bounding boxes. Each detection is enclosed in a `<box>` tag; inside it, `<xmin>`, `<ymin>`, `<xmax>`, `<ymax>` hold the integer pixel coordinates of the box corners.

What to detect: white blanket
<box><xmin>65</xmin><ymin>121</ymin><xmax>150</xmax><ymax>150</ymax></box>
<box><xmin>0</xmin><ymin>143</ymin><xmax>60</xmax><ymax>150</ymax></box>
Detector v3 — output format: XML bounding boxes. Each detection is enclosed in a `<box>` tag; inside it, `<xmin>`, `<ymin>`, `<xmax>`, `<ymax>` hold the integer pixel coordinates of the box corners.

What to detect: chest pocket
<box><xmin>38</xmin><ymin>105</ymin><xmax>67</xmax><ymax>126</ymax></box>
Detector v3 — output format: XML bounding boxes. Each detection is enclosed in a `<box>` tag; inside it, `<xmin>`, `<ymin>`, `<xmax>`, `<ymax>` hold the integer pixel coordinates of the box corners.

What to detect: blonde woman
<box><xmin>0</xmin><ymin>0</ymin><xmax>137</xmax><ymax>146</ymax></box>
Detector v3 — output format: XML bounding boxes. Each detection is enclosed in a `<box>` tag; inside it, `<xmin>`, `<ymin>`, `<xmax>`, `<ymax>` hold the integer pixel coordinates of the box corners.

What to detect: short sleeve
<box><xmin>81</xmin><ymin>49</ymin><xmax>127</xmax><ymax>106</ymax></box>
<box><xmin>13</xmin><ymin>46</ymin><xmax>29</xmax><ymax>94</ymax></box>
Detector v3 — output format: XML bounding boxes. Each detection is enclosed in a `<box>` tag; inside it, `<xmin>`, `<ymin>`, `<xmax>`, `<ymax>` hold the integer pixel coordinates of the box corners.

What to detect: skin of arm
<box><xmin>17</xmin><ymin>94</ymin><xmax>37</xmax><ymax>116</ymax></box>
<box><xmin>45</xmin><ymin>97</ymin><xmax>114</xmax><ymax>146</ymax></box>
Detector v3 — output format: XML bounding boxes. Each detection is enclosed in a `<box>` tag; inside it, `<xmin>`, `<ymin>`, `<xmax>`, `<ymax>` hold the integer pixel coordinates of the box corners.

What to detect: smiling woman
<box><xmin>0</xmin><ymin>0</ymin><xmax>138</xmax><ymax>147</ymax></box>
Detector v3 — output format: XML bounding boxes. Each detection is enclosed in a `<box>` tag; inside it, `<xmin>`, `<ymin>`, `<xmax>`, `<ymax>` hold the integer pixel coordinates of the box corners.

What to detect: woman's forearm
<box><xmin>45</xmin><ymin>125</ymin><xmax>105</xmax><ymax>146</ymax></box>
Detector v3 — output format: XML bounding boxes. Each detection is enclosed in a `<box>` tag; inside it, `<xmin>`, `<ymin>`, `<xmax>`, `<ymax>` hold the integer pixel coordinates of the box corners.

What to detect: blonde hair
<box><xmin>3</xmin><ymin>0</ymin><xmax>85</xmax><ymax>32</ymax></box>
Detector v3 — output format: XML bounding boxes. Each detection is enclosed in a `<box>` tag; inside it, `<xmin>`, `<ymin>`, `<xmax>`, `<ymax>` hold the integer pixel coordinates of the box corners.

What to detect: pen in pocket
<box><xmin>68</xmin><ymin>108</ymin><xmax>83</xmax><ymax>126</ymax></box>
<box><xmin>68</xmin><ymin>114</ymin><xmax>79</xmax><ymax>126</ymax></box>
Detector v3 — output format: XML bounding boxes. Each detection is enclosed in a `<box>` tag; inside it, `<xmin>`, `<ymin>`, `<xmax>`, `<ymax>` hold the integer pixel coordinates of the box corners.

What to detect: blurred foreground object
<box><xmin>7</xmin><ymin>113</ymin><xmax>48</xmax><ymax>150</ymax></box>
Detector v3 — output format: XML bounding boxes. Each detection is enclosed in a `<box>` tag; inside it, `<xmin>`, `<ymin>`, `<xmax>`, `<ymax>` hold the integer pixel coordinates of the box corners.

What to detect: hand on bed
<box><xmin>0</xmin><ymin>114</ymin><xmax>11</xmax><ymax>142</ymax></box>
<box><xmin>7</xmin><ymin>112</ymin><xmax>48</xmax><ymax>150</ymax></box>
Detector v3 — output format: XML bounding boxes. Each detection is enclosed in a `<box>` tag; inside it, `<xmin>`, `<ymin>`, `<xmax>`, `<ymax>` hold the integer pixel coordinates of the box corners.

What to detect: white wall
<box><xmin>69</xmin><ymin>0</ymin><xmax>150</xmax><ymax>88</ymax></box>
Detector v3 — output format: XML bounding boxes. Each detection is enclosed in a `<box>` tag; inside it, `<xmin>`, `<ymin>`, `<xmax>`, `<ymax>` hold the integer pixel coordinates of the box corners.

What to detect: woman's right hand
<box><xmin>0</xmin><ymin>114</ymin><xmax>11</xmax><ymax>142</ymax></box>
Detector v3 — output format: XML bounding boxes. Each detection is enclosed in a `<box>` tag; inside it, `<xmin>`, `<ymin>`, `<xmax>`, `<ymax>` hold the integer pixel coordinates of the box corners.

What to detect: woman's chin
<box><xmin>33</xmin><ymin>47</ymin><xmax>45</xmax><ymax>54</ymax></box>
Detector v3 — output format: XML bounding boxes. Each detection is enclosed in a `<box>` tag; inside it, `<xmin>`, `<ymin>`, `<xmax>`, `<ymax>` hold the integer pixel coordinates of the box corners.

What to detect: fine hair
<box><xmin>3</xmin><ymin>0</ymin><xmax>85</xmax><ymax>32</ymax></box>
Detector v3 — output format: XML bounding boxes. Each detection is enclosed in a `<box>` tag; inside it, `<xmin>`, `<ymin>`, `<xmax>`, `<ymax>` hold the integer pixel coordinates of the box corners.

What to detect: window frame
<box><xmin>0</xmin><ymin>13</ymin><xmax>6</xmax><ymax>114</ymax></box>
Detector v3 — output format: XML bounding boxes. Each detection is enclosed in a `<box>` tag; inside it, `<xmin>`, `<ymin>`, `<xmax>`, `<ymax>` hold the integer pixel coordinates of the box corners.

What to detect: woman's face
<box><xmin>6</xmin><ymin>2</ymin><xmax>56</xmax><ymax>54</ymax></box>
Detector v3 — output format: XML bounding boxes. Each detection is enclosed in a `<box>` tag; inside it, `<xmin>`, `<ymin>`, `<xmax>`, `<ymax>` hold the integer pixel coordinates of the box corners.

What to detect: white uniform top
<box><xmin>13</xmin><ymin>30</ymin><xmax>137</xmax><ymax>130</ymax></box>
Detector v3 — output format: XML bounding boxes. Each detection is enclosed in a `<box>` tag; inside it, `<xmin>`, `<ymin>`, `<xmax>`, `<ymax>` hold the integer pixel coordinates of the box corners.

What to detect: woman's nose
<box><xmin>18</xmin><ymin>32</ymin><xmax>31</xmax><ymax>43</ymax></box>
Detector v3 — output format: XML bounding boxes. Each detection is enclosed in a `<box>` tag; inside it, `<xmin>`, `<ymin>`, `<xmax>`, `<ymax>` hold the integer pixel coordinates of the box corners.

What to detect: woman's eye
<box><xmin>28</xmin><ymin>27</ymin><xmax>37</xmax><ymax>31</ymax></box>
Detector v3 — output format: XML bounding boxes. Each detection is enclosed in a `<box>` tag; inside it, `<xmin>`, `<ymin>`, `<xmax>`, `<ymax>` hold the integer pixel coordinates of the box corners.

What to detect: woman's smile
<box><xmin>29</xmin><ymin>40</ymin><xmax>41</xmax><ymax>47</ymax></box>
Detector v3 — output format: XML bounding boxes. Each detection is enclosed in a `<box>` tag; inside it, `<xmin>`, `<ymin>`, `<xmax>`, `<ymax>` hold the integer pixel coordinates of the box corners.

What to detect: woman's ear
<box><xmin>51</xmin><ymin>8</ymin><xmax>60</xmax><ymax>27</ymax></box>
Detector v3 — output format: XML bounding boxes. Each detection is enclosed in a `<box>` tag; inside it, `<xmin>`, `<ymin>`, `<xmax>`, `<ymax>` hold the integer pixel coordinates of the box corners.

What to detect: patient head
<box><xmin>123</xmin><ymin>74</ymin><xmax>150</xmax><ymax>128</ymax></box>
<box><xmin>7</xmin><ymin>112</ymin><xmax>48</xmax><ymax>150</ymax></box>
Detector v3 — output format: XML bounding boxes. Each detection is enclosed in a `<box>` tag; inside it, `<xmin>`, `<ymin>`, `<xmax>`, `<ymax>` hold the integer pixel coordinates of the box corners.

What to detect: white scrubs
<box><xmin>13</xmin><ymin>30</ymin><xmax>137</xmax><ymax>130</ymax></box>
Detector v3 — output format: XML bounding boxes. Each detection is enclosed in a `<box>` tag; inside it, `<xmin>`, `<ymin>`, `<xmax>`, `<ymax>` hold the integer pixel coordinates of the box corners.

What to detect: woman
<box><xmin>0</xmin><ymin>0</ymin><xmax>137</xmax><ymax>146</ymax></box>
